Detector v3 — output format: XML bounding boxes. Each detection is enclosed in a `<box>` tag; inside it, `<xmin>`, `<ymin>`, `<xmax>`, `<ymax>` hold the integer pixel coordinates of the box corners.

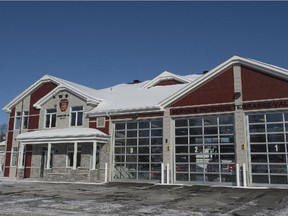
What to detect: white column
<box><xmin>92</xmin><ymin>141</ymin><xmax>97</xmax><ymax>170</ymax></box>
<box><xmin>46</xmin><ymin>143</ymin><xmax>51</xmax><ymax>169</ymax></box>
<box><xmin>18</xmin><ymin>144</ymin><xmax>25</xmax><ymax>168</ymax></box>
<box><xmin>73</xmin><ymin>142</ymin><xmax>78</xmax><ymax>169</ymax></box>
<box><xmin>161</xmin><ymin>163</ymin><xmax>165</xmax><ymax>184</ymax></box>
<box><xmin>105</xmin><ymin>162</ymin><xmax>108</xmax><ymax>182</ymax></box>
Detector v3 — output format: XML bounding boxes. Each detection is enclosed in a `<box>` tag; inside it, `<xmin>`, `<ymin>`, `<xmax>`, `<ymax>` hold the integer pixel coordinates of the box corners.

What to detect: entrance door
<box><xmin>24</xmin><ymin>145</ymin><xmax>32</xmax><ymax>178</ymax></box>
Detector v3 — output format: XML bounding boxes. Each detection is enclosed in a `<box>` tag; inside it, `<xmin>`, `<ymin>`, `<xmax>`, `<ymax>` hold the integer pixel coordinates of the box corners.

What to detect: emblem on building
<box><xmin>59</xmin><ymin>99</ymin><xmax>69</xmax><ymax>112</ymax></box>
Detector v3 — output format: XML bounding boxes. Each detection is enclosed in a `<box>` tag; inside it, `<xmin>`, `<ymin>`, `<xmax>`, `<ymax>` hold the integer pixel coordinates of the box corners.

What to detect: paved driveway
<box><xmin>0</xmin><ymin>178</ymin><xmax>288</xmax><ymax>215</ymax></box>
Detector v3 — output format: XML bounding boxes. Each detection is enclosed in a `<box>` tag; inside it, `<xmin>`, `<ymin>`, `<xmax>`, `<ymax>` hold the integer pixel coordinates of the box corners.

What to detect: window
<box><xmin>70</xmin><ymin>106</ymin><xmax>83</xmax><ymax>126</ymax></box>
<box><xmin>45</xmin><ymin>109</ymin><xmax>57</xmax><ymax>128</ymax></box>
<box><xmin>11</xmin><ymin>147</ymin><xmax>18</xmax><ymax>167</ymax></box>
<box><xmin>97</xmin><ymin>117</ymin><xmax>105</xmax><ymax>128</ymax></box>
<box><xmin>14</xmin><ymin>112</ymin><xmax>21</xmax><ymax>130</ymax></box>
<box><xmin>22</xmin><ymin>111</ymin><xmax>29</xmax><ymax>129</ymax></box>
<box><xmin>67</xmin><ymin>145</ymin><xmax>81</xmax><ymax>167</ymax></box>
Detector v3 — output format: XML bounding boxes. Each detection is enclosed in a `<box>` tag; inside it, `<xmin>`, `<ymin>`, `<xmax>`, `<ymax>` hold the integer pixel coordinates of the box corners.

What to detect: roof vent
<box><xmin>128</xmin><ymin>79</ymin><xmax>142</xmax><ymax>84</ymax></box>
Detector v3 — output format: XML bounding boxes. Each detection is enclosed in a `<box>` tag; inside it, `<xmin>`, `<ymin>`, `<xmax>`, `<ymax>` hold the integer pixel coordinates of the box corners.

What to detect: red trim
<box><xmin>24</xmin><ymin>145</ymin><xmax>32</xmax><ymax>178</ymax></box>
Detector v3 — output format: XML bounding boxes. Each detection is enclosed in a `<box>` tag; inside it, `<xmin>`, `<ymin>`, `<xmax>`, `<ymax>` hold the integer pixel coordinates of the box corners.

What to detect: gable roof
<box><xmin>141</xmin><ymin>71</ymin><xmax>200</xmax><ymax>89</ymax></box>
<box><xmin>160</xmin><ymin>55</ymin><xmax>288</xmax><ymax>108</ymax></box>
<box><xmin>3</xmin><ymin>75</ymin><xmax>102</xmax><ymax>112</ymax></box>
<box><xmin>86</xmin><ymin>80</ymin><xmax>190</xmax><ymax>116</ymax></box>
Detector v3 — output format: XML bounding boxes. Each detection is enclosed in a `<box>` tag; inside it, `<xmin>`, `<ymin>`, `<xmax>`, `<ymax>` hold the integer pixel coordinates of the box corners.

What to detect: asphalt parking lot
<box><xmin>0</xmin><ymin>178</ymin><xmax>288</xmax><ymax>216</ymax></box>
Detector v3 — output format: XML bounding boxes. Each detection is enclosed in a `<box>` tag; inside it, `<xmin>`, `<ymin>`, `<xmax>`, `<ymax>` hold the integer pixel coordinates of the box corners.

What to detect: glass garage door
<box><xmin>175</xmin><ymin>115</ymin><xmax>236</xmax><ymax>184</ymax></box>
<box><xmin>248</xmin><ymin>112</ymin><xmax>288</xmax><ymax>185</ymax></box>
<box><xmin>114</xmin><ymin>120</ymin><xmax>163</xmax><ymax>181</ymax></box>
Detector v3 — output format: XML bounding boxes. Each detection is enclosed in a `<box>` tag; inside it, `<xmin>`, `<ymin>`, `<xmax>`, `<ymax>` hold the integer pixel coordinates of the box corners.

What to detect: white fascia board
<box><xmin>19</xmin><ymin>137</ymin><xmax>109</xmax><ymax>145</ymax></box>
<box><xmin>33</xmin><ymin>85</ymin><xmax>100</xmax><ymax>109</ymax></box>
<box><xmin>3</xmin><ymin>75</ymin><xmax>57</xmax><ymax>112</ymax></box>
<box><xmin>160</xmin><ymin>55</ymin><xmax>288</xmax><ymax>108</ymax></box>
<box><xmin>33</xmin><ymin>85</ymin><xmax>67</xmax><ymax>109</ymax></box>
<box><xmin>160</xmin><ymin>56</ymin><xmax>237</xmax><ymax>108</ymax></box>
<box><xmin>87</xmin><ymin>106</ymin><xmax>163</xmax><ymax>117</ymax></box>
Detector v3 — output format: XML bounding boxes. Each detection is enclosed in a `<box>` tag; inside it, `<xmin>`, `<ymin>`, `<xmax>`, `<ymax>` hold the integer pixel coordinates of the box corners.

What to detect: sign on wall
<box><xmin>59</xmin><ymin>99</ymin><xmax>69</xmax><ymax>112</ymax></box>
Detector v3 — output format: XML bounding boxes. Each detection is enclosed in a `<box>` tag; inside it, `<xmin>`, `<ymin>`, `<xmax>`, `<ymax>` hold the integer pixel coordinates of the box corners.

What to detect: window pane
<box><xmin>249</xmin><ymin>115</ymin><xmax>265</xmax><ymax>123</ymax></box>
<box><xmin>77</xmin><ymin>112</ymin><xmax>83</xmax><ymax>126</ymax></box>
<box><xmin>51</xmin><ymin>114</ymin><xmax>56</xmax><ymax>127</ymax></box>
<box><xmin>266</xmin><ymin>113</ymin><xmax>283</xmax><ymax>122</ymax></box>
<box><xmin>203</xmin><ymin>116</ymin><xmax>217</xmax><ymax>126</ymax></box>
<box><xmin>72</xmin><ymin>106</ymin><xmax>83</xmax><ymax>111</ymax></box>
<box><xmin>45</xmin><ymin>115</ymin><xmax>50</xmax><ymax>128</ymax></box>
<box><xmin>71</xmin><ymin>113</ymin><xmax>76</xmax><ymax>126</ymax></box>
<box><xmin>175</xmin><ymin>119</ymin><xmax>187</xmax><ymax>127</ymax></box>
<box><xmin>219</xmin><ymin>115</ymin><xmax>233</xmax><ymax>125</ymax></box>
<box><xmin>249</xmin><ymin>124</ymin><xmax>265</xmax><ymax>133</ymax></box>
<box><xmin>189</xmin><ymin>118</ymin><xmax>202</xmax><ymax>126</ymax></box>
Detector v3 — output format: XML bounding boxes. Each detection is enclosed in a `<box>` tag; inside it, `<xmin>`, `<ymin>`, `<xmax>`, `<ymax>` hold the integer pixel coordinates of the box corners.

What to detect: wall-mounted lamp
<box><xmin>234</xmin><ymin>92</ymin><xmax>241</xmax><ymax>100</ymax></box>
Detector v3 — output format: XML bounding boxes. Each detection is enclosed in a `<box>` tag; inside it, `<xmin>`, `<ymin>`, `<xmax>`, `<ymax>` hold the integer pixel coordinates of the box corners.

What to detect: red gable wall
<box><xmin>241</xmin><ymin>66</ymin><xmax>288</xmax><ymax>101</ymax></box>
<box><xmin>170</xmin><ymin>68</ymin><xmax>234</xmax><ymax>107</ymax></box>
<box><xmin>155</xmin><ymin>79</ymin><xmax>183</xmax><ymax>86</ymax></box>
<box><xmin>28</xmin><ymin>82</ymin><xmax>57</xmax><ymax>129</ymax></box>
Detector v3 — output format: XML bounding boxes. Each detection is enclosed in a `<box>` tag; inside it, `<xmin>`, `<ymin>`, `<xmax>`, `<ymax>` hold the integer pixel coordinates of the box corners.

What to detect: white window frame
<box><xmin>70</xmin><ymin>106</ymin><xmax>83</xmax><ymax>127</ymax></box>
<box><xmin>45</xmin><ymin>108</ymin><xmax>57</xmax><ymax>128</ymax></box>
<box><xmin>14</xmin><ymin>112</ymin><xmax>21</xmax><ymax>130</ymax></box>
<box><xmin>97</xmin><ymin>117</ymin><xmax>106</xmax><ymax>128</ymax></box>
<box><xmin>22</xmin><ymin>111</ymin><xmax>29</xmax><ymax>130</ymax></box>
<box><xmin>10</xmin><ymin>147</ymin><xmax>18</xmax><ymax>167</ymax></box>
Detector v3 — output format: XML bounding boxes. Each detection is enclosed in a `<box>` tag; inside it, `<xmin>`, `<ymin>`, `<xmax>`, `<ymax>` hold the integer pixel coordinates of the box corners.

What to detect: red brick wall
<box><xmin>28</xmin><ymin>82</ymin><xmax>57</xmax><ymax>129</ymax></box>
<box><xmin>241</xmin><ymin>66</ymin><xmax>288</xmax><ymax>101</ymax></box>
<box><xmin>170</xmin><ymin>68</ymin><xmax>234</xmax><ymax>107</ymax></box>
<box><xmin>89</xmin><ymin>117</ymin><xmax>110</xmax><ymax>135</ymax></box>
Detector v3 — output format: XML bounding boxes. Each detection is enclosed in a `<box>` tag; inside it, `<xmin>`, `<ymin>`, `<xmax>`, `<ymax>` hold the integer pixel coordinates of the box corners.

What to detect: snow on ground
<box><xmin>0</xmin><ymin>178</ymin><xmax>288</xmax><ymax>216</ymax></box>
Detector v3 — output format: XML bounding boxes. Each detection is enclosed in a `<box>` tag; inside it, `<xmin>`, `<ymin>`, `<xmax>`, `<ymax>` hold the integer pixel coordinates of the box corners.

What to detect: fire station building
<box><xmin>3</xmin><ymin>55</ymin><xmax>288</xmax><ymax>187</ymax></box>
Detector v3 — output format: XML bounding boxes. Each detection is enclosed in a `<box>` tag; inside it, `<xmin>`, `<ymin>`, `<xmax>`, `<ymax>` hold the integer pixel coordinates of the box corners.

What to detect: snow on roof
<box><xmin>17</xmin><ymin>128</ymin><xmax>109</xmax><ymax>141</ymax></box>
<box><xmin>87</xmin><ymin>80</ymin><xmax>190</xmax><ymax>116</ymax></box>
<box><xmin>0</xmin><ymin>141</ymin><xmax>6</xmax><ymax>146</ymax></box>
<box><xmin>45</xmin><ymin>75</ymin><xmax>103</xmax><ymax>102</ymax></box>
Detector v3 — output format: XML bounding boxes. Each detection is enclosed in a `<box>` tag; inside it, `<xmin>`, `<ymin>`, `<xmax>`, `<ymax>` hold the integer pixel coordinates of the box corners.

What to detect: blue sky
<box><xmin>1</xmin><ymin>1</ymin><xmax>288</xmax><ymax>124</ymax></box>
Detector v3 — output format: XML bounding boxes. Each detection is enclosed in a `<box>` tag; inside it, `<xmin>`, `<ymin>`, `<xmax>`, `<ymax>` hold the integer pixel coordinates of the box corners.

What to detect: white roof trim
<box><xmin>141</xmin><ymin>71</ymin><xmax>190</xmax><ymax>89</ymax></box>
<box><xmin>33</xmin><ymin>85</ymin><xmax>100</xmax><ymax>109</ymax></box>
<box><xmin>160</xmin><ymin>55</ymin><xmax>288</xmax><ymax>108</ymax></box>
<box><xmin>3</xmin><ymin>75</ymin><xmax>54</xmax><ymax>112</ymax></box>
<box><xmin>17</xmin><ymin>128</ymin><xmax>109</xmax><ymax>144</ymax></box>
<box><xmin>87</xmin><ymin>106</ymin><xmax>162</xmax><ymax>117</ymax></box>
<box><xmin>3</xmin><ymin>74</ymin><xmax>102</xmax><ymax>112</ymax></box>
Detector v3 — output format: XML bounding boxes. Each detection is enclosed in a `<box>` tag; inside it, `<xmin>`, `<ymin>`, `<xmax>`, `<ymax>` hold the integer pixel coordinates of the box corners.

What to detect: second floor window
<box><xmin>45</xmin><ymin>108</ymin><xmax>57</xmax><ymax>128</ymax></box>
<box><xmin>22</xmin><ymin>111</ymin><xmax>29</xmax><ymax>129</ymax></box>
<box><xmin>14</xmin><ymin>112</ymin><xmax>21</xmax><ymax>130</ymax></box>
<box><xmin>70</xmin><ymin>106</ymin><xmax>83</xmax><ymax>126</ymax></box>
